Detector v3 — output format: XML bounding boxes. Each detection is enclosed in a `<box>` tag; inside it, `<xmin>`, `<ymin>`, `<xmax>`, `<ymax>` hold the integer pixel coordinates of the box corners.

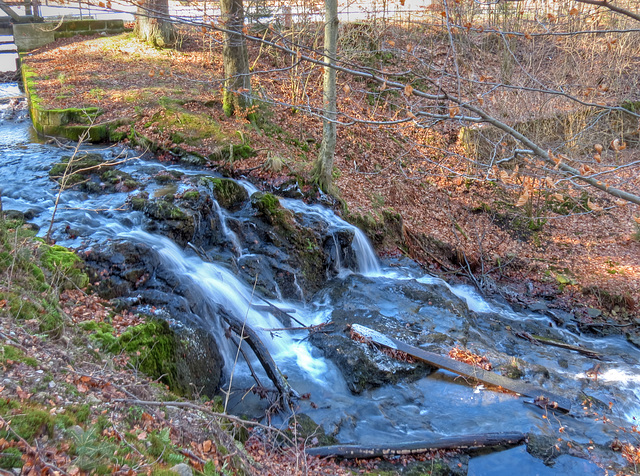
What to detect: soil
<box><xmin>18</xmin><ymin>25</ymin><xmax>640</xmax><ymax>332</ymax></box>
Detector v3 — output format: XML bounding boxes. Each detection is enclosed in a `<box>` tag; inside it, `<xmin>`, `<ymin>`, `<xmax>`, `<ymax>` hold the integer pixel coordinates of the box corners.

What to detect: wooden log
<box><xmin>306</xmin><ymin>431</ymin><xmax>527</xmax><ymax>458</ymax></box>
<box><xmin>351</xmin><ymin>324</ymin><xmax>571</xmax><ymax>413</ymax></box>
<box><xmin>220</xmin><ymin>311</ymin><xmax>299</xmax><ymax>412</ymax></box>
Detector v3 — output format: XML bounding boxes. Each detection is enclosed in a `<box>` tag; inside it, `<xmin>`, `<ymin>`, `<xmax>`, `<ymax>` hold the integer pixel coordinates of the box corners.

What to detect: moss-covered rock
<box><xmin>108</xmin><ymin>319</ymin><xmax>222</xmax><ymax>398</ymax></box>
<box><xmin>199</xmin><ymin>177</ymin><xmax>248</xmax><ymax>211</ymax></box>
<box><xmin>49</xmin><ymin>153</ymin><xmax>104</xmax><ymax>188</ymax></box>
<box><xmin>49</xmin><ymin>153</ymin><xmax>139</xmax><ymax>193</ymax></box>
<box><xmin>347</xmin><ymin>208</ymin><xmax>405</xmax><ymax>251</ymax></box>
<box><xmin>141</xmin><ymin>199</ymin><xmax>195</xmax><ymax>246</ymax></box>
<box><xmin>287</xmin><ymin>414</ymin><xmax>338</xmax><ymax>447</ymax></box>
<box><xmin>41</xmin><ymin>244</ymin><xmax>89</xmax><ymax>289</ymax></box>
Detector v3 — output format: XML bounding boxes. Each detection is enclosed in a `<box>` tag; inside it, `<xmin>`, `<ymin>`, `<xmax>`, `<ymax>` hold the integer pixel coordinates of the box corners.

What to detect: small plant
<box><xmin>89</xmin><ymin>88</ymin><xmax>105</xmax><ymax>100</ymax></box>
<box><xmin>69</xmin><ymin>426</ymin><xmax>117</xmax><ymax>473</ymax></box>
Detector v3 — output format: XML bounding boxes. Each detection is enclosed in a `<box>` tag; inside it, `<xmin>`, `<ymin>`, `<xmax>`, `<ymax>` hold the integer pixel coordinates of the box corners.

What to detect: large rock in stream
<box><xmin>309</xmin><ymin>274</ymin><xmax>474</xmax><ymax>393</ymax></box>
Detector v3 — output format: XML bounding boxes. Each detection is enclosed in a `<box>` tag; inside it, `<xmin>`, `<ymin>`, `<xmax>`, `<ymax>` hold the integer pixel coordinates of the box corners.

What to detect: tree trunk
<box><xmin>313</xmin><ymin>0</ymin><xmax>339</xmax><ymax>193</ymax></box>
<box><xmin>221</xmin><ymin>0</ymin><xmax>252</xmax><ymax>117</ymax></box>
<box><xmin>135</xmin><ymin>0</ymin><xmax>175</xmax><ymax>48</ymax></box>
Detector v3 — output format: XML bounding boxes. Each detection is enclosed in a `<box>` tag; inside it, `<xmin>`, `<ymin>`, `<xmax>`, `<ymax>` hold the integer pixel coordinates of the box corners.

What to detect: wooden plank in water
<box><xmin>351</xmin><ymin>324</ymin><xmax>571</xmax><ymax>413</ymax></box>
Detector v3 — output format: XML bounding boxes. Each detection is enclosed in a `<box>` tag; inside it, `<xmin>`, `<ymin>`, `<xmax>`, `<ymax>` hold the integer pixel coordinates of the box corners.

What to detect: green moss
<box><xmin>112</xmin><ymin>320</ymin><xmax>178</xmax><ymax>389</ymax></box>
<box><xmin>41</xmin><ymin>244</ymin><xmax>89</xmax><ymax>288</ymax></box>
<box><xmin>144</xmin><ymin>200</ymin><xmax>188</xmax><ymax>220</ymax></box>
<box><xmin>131</xmin><ymin>195</ymin><xmax>148</xmax><ymax>211</ymax></box>
<box><xmin>251</xmin><ymin>192</ymin><xmax>288</xmax><ymax>225</ymax></box>
<box><xmin>7</xmin><ymin>294</ymin><xmax>41</xmax><ymax>320</ymax></box>
<box><xmin>199</xmin><ymin>177</ymin><xmax>248</xmax><ymax>210</ymax></box>
<box><xmin>39</xmin><ymin>309</ymin><xmax>64</xmax><ymax>338</ymax></box>
<box><xmin>621</xmin><ymin>100</ymin><xmax>640</xmax><ymax>113</ymax></box>
<box><xmin>80</xmin><ymin>320</ymin><xmax>118</xmax><ymax>349</ymax></box>
<box><xmin>1</xmin><ymin>344</ymin><xmax>38</xmax><ymax>367</ymax></box>
<box><xmin>0</xmin><ymin>447</ymin><xmax>23</xmax><ymax>469</ymax></box>
<box><xmin>230</xmin><ymin>143</ymin><xmax>255</xmax><ymax>160</ymax></box>
<box><xmin>0</xmin><ymin>408</ymin><xmax>54</xmax><ymax>442</ymax></box>
<box><xmin>181</xmin><ymin>189</ymin><xmax>200</xmax><ymax>201</ymax></box>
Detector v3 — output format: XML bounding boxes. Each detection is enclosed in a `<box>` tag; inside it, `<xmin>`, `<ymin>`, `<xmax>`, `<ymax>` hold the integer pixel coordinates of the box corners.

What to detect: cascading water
<box><xmin>2</xmin><ymin>83</ymin><xmax>640</xmax><ymax>474</ymax></box>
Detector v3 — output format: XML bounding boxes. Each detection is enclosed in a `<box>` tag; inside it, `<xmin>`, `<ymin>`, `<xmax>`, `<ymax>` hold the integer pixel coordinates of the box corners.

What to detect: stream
<box><xmin>1</xmin><ymin>82</ymin><xmax>639</xmax><ymax>475</ymax></box>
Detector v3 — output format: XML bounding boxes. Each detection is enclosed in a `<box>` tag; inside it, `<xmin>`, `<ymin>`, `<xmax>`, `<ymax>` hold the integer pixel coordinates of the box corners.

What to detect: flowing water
<box><xmin>1</xmin><ymin>83</ymin><xmax>638</xmax><ymax>474</ymax></box>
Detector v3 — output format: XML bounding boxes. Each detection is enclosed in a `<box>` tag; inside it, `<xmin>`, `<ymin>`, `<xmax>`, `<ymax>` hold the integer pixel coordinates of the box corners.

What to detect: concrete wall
<box><xmin>13</xmin><ymin>19</ymin><xmax>126</xmax><ymax>52</ymax></box>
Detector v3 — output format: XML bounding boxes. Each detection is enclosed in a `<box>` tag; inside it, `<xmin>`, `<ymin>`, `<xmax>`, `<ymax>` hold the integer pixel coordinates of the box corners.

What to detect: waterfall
<box><xmin>211</xmin><ymin>200</ymin><xmax>243</xmax><ymax>256</ymax></box>
<box><xmin>120</xmin><ymin>229</ymin><xmax>329</xmax><ymax>382</ymax></box>
<box><xmin>280</xmin><ymin>198</ymin><xmax>381</xmax><ymax>276</ymax></box>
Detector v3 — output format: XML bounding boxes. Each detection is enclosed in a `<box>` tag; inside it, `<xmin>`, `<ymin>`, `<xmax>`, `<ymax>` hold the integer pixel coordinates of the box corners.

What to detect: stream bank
<box><xmin>3</xmin><ymin>81</ymin><xmax>640</xmax><ymax>474</ymax></box>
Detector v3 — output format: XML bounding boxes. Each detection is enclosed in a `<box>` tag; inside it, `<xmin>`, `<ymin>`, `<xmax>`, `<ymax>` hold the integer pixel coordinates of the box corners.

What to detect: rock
<box><xmin>169</xmin><ymin>463</ymin><xmax>193</xmax><ymax>476</ymax></box>
<box><xmin>587</xmin><ymin>308</ymin><xmax>602</xmax><ymax>318</ymax></box>
<box><xmin>627</xmin><ymin>331</ymin><xmax>640</xmax><ymax>349</ymax></box>
<box><xmin>199</xmin><ymin>176</ymin><xmax>248</xmax><ymax>211</ymax></box>
<box><xmin>288</xmin><ymin>414</ymin><xmax>338</xmax><ymax>447</ymax></box>
<box><xmin>528</xmin><ymin>301</ymin><xmax>548</xmax><ymax>313</ymax></box>
<box><xmin>309</xmin><ymin>274</ymin><xmax>471</xmax><ymax>392</ymax></box>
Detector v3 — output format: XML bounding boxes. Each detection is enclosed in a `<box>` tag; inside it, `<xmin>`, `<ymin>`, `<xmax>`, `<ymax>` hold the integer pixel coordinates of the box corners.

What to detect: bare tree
<box><xmin>313</xmin><ymin>0</ymin><xmax>339</xmax><ymax>193</ymax></box>
<box><xmin>221</xmin><ymin>0</ymin><xmax>252</xmax><ymax>117</ymax></box>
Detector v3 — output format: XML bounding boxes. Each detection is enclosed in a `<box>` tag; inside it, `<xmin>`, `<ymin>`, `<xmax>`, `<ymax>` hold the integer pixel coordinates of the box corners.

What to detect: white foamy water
<box><xmin>121</xmin><ymin>229</ymin><xmax>329</xmax><ymax>383</ymax></box>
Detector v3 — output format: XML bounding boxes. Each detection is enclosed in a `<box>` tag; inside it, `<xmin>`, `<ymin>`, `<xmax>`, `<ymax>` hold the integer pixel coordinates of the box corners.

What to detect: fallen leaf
<box><xmin>587</xmin><ymin>199</ymin><xmax>603</xmax><ymax>212</ymax></box>
<box><xmin>404</xmin><ymin>84</ymin><xmax>413</xmax><ymax>96</ymax></box>
<box><xmin>515</xmin><ymin>191</ymin><xmax>530</xmax><ymax>207</ymax></box>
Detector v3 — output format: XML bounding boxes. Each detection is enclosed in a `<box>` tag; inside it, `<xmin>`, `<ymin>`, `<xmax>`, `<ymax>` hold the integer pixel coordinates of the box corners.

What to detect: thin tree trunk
<box><xmin>221</xmin><ymin>0</ymin><xmax>252</xmax><ymax>117</ymax></box>
<box><xmin>313</xmin><ymin>0</ymin><xmax>338</xmax><ymax>193</ymax></box>
<box><xmin>135</xmin><ymin>0</ymin><xmax>175</xmax><ymax>48</ymax></box>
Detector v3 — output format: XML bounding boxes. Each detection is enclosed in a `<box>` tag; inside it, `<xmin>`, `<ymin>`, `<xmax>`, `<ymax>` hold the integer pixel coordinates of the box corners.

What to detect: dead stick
<box><xmin>221</xmin><ymin>311</ymin><xmax>299</xmax><ymax>411</ymax></box>
<box><xmin>306</xmin><ymin>432</ymin><xmax>527</xmax><ymax>458</ymax></box>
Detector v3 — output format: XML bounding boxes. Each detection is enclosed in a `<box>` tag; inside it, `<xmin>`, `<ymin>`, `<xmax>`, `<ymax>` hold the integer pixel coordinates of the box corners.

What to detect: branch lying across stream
<box><xmin>305</xmin><ymin>432</ymin><xmax>527</xmax><ymax>458</ymax></box>
<box><xmin>350</xmin><ymin>324</ymin><xmax>572</xmax><ymax>413</ymax></box>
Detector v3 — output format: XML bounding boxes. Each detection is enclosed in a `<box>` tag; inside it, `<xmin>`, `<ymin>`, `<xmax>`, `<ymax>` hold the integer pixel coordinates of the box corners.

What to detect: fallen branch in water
<box><xmin>305</xmin><ymin>432</ymin><xmax>527</xmax><ymax>458</ymax></box>
<box><xmin>514</xmin><ymin>331</ymin><xmax>603</xmax><ymax>360</ymax></box>
<box><xmin>220</xmin><ymin>310</ymin><xmax>299</xmax><ymax>412</ymax></box>
<box><xmin>350</xmin><ymin>324</ymin><xmax>571</xmax><ymax>413</ymax></box>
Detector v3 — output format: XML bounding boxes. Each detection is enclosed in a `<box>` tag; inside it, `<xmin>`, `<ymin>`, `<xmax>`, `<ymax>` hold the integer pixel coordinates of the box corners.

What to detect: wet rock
<box><xmin>142</xmin><ymin>199</ymin><xmax>195</xmax><ymax>246</ymax></box>
<box><xmin>308</xmin><ymin>274</ymin><xmax>480</xmax><ymax>392</ymax></box>
<box><xmin>498</xmin><ymin>360</ymin><xmax>525</xmax><ymax>379</ymax></box>
<box><xmin>627</xmin><ymin>331</ymin><xmax>640</xmax><ymax>349</ymax></box>
<box><xmin>288</xmin><ymin>414</ymin><xmax>339</xmax><ymax>447</ymax></box>
<box><xmin>347</xmin><ymin>208</ymin><xmax>406</xmax><ymax>251</ymax></box>
<box><xmin>172</xmin><ymin>324</ymin><xmax>224</xmax><ymax>398</ymax></box>
<box><xmin>309</xmin><ymin>308</ymin><xmax>437</xmax><ymax>394</ymax></box>
<box><xmin>587</xmin><ymin>308</ymin><xmax>602</xmax><ymax>318</ymax></box>
<box><xmin>273</xmin><ymin>180</ymin><xmax>304</xmax><ymax>199</ymax></box>
<box><xmin>199</xmin><ymin>176</ymin><xmax>248</xmax><ymax>211</ymax></box>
